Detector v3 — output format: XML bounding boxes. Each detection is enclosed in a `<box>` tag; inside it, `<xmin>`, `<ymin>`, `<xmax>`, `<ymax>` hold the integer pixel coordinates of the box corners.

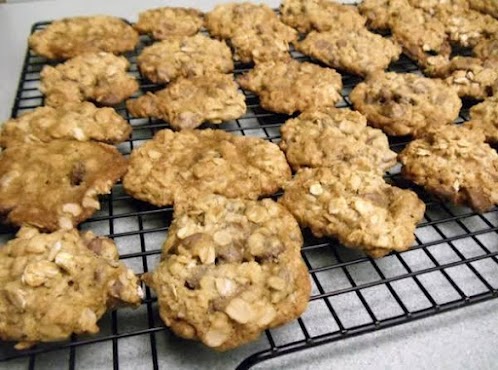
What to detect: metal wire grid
<box><xmin>1</xmin><ymin>20</ymin><xmax>498</xmax><ymax>370</ymax></box>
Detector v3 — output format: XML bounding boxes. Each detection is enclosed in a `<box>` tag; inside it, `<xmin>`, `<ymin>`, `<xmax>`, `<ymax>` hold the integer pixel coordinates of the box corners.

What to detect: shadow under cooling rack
<box><xmin>1</xmin><ymin>19</ymin><xmax>498</xmax><ymax>370</ymax></box>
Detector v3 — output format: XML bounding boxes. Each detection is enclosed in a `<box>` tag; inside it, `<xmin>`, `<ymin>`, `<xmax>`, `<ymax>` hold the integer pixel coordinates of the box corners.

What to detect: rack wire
<box><xmin>1</xmin><ymin>19</ymin><xmax>498</xmax><ymax>370</ymax></box>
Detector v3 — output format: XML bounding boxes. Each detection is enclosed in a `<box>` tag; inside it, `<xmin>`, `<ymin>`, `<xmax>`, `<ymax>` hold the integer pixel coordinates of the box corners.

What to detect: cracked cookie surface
<box><xmin>426</xmin><ymin>56</ymin><xmax>498</xmax><ymax>99</ymax></box>
<box><xmin>134</xmin><ymin>7</ymin><xmax>204</xmax><ymax>39</ymax></box>
<box><xmin>279</xmin><ymin>107</ymin><xmax>397</xmax><ymax>173</ymax></box>
<box><xmin>236</xmin><ymin>60</ymin><xmax>342</xmax><ymax>115</ymax></box>
<box><xmin>40</xmin><ymin>52</ymin><xmax>138</xmax><ymax>107</ymax></box>
<box><xmin>279</xmin><ymin>165</ymin><xmax>425</xmax><ymax>258</ymax></box>
<box><xmin>143</xmin><ymin>194</ymin><xmax>310</xmax><ymax>351</ymax></box>
<box><xmin>350</xmin><ymin>72</ymin><xmax>461</xmax><ymax>136</ymax></box>
<box><xmin>0</xmin><ymin>102</ymin><xmax>131</xmax><ymax>148</ymax></box>
<box><xmin>137</xmin><ymin>34</ymin><xmax>233</xmax><ymax>84</ymax></box>
<box><xmin>297</xmin><ymin>28</ymin><xmax>401</xmax><ymax>77</ymax></box>
<box><xmin>0</xmin><ymin>140</ymin><xmax>127</xmax><ymax>231</ymax></box>
<box><xmin>126</xmin><ymin>74</ymin><xmax>246</xmax><ymax>130</ymax></box>
<box><xmin>0</xmin><ymin>226</ymin><xmax>142</xmax><ymax>349</ymax></box>
<box><xmin>123</xmin><ymin>129</ymin><xmax>291</xmax><ymax>206</ymax></box>
<box><xmin>28</xmin><ymin>16</ymin><xmax>138</xmax><ymax>60</ymax></box>
<box><xmin>280</xmin><ymin>0</ymin><xmax>366</xmax><ymax>33</ymax></box>
<box><xmin>399</xmin><ymin>125</ymin><xmax>498</xmax><ymax>212</ymax></box>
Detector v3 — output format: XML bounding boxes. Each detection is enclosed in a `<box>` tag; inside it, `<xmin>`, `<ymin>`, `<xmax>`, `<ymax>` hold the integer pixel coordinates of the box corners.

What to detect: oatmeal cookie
<box><xmin>399</xmin><ymin>125</ymin><xmax>498</xmax><ymax>212</ymax></box>
<box><xmin>28</xmin><ymin>16</ymin><xmax>138</xmax><ymax>60</ymax></box>
<box><xmin>474</xmin><ymin>36</ymin><xmax>498</xmax><ymax>60</ymax></box>
<box><xmin>40</xmin><ymin>52</ymin><xmax>138</xmax><ymax>107</ymax></box>
<box><xmin>425</xmin><ymin>56</ymin><xmax>498</xmax><ymax>99</ymax></box>
<box><xmin>127</xmin><ymin>74</ymin><xmax>246</xmax><ymax>130</ymax></box>
<box><xmin>137</xmin><ymin>34</ymin><xmax>233</xmax><ymax>84</ymax></box>
<box><xmin>280</xmin><ymin>0</ymin><xmax>366</xmax><ymax>33</ymax></box>
<box><xmin>123</xmin><ymin>129</ymin><xmax>291</xmax><ymax>206</ymax></box>
<box><xmin>0</xmin><ymin>102</ymin><xmax>131</xmax><ymax>148</ymax></box>
<box><xmin>0</xmin><ymin>226</ymin><xmax>142</xmax><ymax>349</ymax></box>
<box><xmin>358</xmin><ymin>0</ymin><xmax>409</xmax><ymax>31</ymax></box>
<box><xmin>466</xmin><ymin>95</ymin><xmax>498</xmax><ymax>143</ymax></box>
<box><xmin>279</xmin><ymin>108</ymin><xmax>397</xmax><ymax>173</ymax></box>
<box><xmin>279</xmin><ymin>165</ymin><xmax>425</xmax><ymax>258</ymax></box>
<box><xmin>0</xmin><ymin>140</ymin><xmax>127</xmax><ymax>231</ymax></box>
<box><xmin>296</xmin><ymin>28</ymin><xmax>401</xmax><ymax>77</ymax></box>
<box><xmin>236</xmin><ymin>60</ymin><xmax>342</xmax><ymax>115</ymax></box>
<box><xmin>142</xmin><ymin>194</ymin><xmax>310</xmax><ymax>351</ymax></box>
<box><xmin>468</xmin><ymin>0</ymin><xmax>498</xmax><ymax>19</ymax></box>
<box><xmin>350</xmin><ymin>72</ymin><xmax>461</xmax><ymax>136</ymax></box>
<box><xmin>134</xmin><ymin>7</ymin><xmax>204</xmax><ymax>39</ymax></box>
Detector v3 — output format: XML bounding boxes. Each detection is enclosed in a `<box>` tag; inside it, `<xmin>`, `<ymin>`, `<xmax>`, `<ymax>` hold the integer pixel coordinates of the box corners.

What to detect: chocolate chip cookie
<box><xmin>280</xmin><ymin>0</ymin><xmax>366</xmax><ymax>33</ymax></box>
<box><xmin>40</xmin><ymin>52</ymin><xmax>139</xmax><ymax>107</ymax></box>
<box><xmin>0</xmin><ymin>102</ymin><xmax>131</xmax><ymax>148</ymax></box>
<box><xmin>399</xmin><ymin>125</ymin><xmax>498</xmax><ymax>212</ymax></box>
<box><xmin>142</xmin><ymin>194</ymin><xmax>310</xmax><ymax>351</ymax></box>
<box><xmin>236</xmin><ymin>60</ymin><xmax>342</xmax><ymax>115</ymax></box>
<box><xmin>296</xmin><ymin>28</ymin><xmax>402</xmax><ymax>77</ymax></box>
<box><xmin>134</xmin><ymin>7</ymin><xmax>204</xmax><ymax>39</ymax></box>
<box><xmin>350</xmin><ymin>71</ymin><xmax>462</xmax><ymax>136</ymax></box>
<box><xmin>0</xmin><ymin>226</ymin><xmax>142</xmax><ymax>349</ymax></box>
<box><xmin>0</xmin><ymin>140</ymin><xmax>127</xmax><ymax>231</ymax></box>
<box><xmin>126</xmin><ymin>74</ymin><xmax>246</xmax><ymax>130</ymax></box>
<box><xmin>28</xmin><ymin>16</ymin><xmax>138</xmax><ymax>60</ymax></box>
<box><xmin>279</xmin><ymin>107</ymin><xmax>397</xmax><ymax>173</ymax></box>
<box><xmin>123</xmin><ymin>129</ymin><xmax>291</xmax><ymax>206</ymax></box>
<box><xmin>137</xmin><ymin>34</ymin><xmax>233</xmax><ymax>84</ymax></box>
<box><xmin>279</xmin><ymin>165</ymin><xmax>425</xmax><ymax>258</ymax></box>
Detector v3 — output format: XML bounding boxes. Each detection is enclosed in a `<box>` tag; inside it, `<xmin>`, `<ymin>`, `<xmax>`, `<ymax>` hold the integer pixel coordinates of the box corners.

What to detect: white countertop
<box><xmin>0</xmin><ymin>1</ymin><xmax>498</xmax><ymax>369</ymax></box>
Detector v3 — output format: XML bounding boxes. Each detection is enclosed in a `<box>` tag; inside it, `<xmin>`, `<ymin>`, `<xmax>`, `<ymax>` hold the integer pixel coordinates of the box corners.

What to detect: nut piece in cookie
<box><xmin>142</xmin><ymin>194</ymin><xmax>310</xmax><ymax>350</ymax></box>
<box><xmin>425</xmin><ymin>56</ymin><xmax>498</xmax><ymax>99</ymax></box>
<box><xmin>205</xmin><ymin>2</ymin><xmax>297</xmax><ymax>64</ymax></box>
<box><xmin>134</xmin><ymin>7</ymin><xmax>204</xmax><ymax>39</ymax></box>
<box><xmin>297</xmin><ymin>29</ymin><xmax>402</xmax><ymax>77</ymax></box>
<box><xmin>123</xmin><ymin>129</ymin><xmax>291</xmax><ymax>206</ymax></box>
<box><xmin>279</xmin><ymin>165</ymin><xmax>425</xmax><ymax>258</ymax></box>
<box><xmin>137</xmin><ymin>34</ymin><xmax>233</xmax><ymax>84</ymax></box>
<box><xmin>0</xmin><ymin>140</ymin><xmax>127</xmax><ymax>231</ymax></box>
<box><xmin>279</xmin><ymin>107</ymin><xmax>397</xmax><ymax>173</ymax></box>
<box><xmin>465</xmin><ymin>95</ymin><xmax>498</xmax><ymax>143</ymax></box>
<box><xmin>468</xmin><ymin>0</ymin><xmax>498</xmax><ymax>18</ymax></box>
<box><xmin>40</xmin><ymin>52</ymin><xmax>138</xmax><ymax>107</ymax></box>
<box><xmin>0</xmin><ymin>226</ymin><xmax>142</xmax><ymax>349</ymax></box>
<box><xmin>399</xmin><ymin>125</ymin><xmax>498</xmax><ymax>212</ymax></box>
<box><xmin>350</xmin><ymin>71</ymin><xmax>461</xmax><ymax>136</ymax></box>
<box><xmin>28</xmin><ymin>16</ymin><xmax>138</xmax><ymax>60</ymax></box>
<box><xmin>0</xmin><ymin>102</ymin><xmax>131</xmax><ymax>148</ymax></box>
<box><xmin>280</xmin><ymin>0</ymin><xmax>366</xmax><ymax>33</ymax></box>
<box><xmin>127</xmin><ymin>74</ymin><xmax>246</xmax><ymax>130</ymax></box>
<box><xmin>237</xmin><ymin>60</ymin><xmax>342</xmax><ymax>115</ymax></box>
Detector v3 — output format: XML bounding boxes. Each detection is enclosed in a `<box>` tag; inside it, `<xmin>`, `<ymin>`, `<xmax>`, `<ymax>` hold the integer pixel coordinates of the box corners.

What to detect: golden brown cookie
<box><xmin>296</xmin><ymin>28</ymin><xmax>402</xmax><ymax>77</ymax></box>
<box><xmin>0</xmin><ymin>140</ymin><xmax>127</xmax><ymax>231</ymax></box>
<box><xmin>28</xmin><ymin>16</ymin><xmax>138</xmax><ymax>60</ymax></box>
<box><xmin>0</xmin><ymin>102</ymin><xmax>131</xmax><ymax>148</ymax></box>
<box><xmin>40</xmin><ymin>52</ymin><xmax>139</xmax><ymax>107</ymax></box>
<box><xmin>236</xmin><ymin>60</ymin><xmax>342</xmax><ymax>115</ymax></box>
<box><xmin>399</xmin><ymin>125</ymin><xmax>498</xmax><ymax>212</ymax></box>
<box><xmin>468</xmin><ymin>0</ymin><xmax>498</xmax><ymax>18</ymax></box>
<box><xmin>134</xmin><ymin>7</ymin><xmax>204</xmax><ymax>39</ymax></box>
<box><xmin>143</xmin><ymin>194</ymin><xmax>310</xmax><ymax>351</ymax></box>
<box><xmin>279</xmin><ymin>107</ymin><xmax>397</xmax><ymax>173</ymax></box>
<box><xmin>358</xmin><ymin>0</ymin><xmax>410</xmax><ymax>31</ymax></box>
<box><xmin>466</xmin><ymin>95</ymin><xmax>498</xmax><ymax>143</ymax></box>
<box><xmin>425</xmin><ymin>56</ymin><xmax>498</xmax><ymax>99</ymax></box>
<box><xmin>126</xmin><ymin>74</ymin><xmax>246</xmax><ymax>130</ymax></box>
<box><xmin>280</xmin><ymin>0</ymin><xmax>366</xmax><ymax>33</ymax></box>
<box><xmin>350</xmin><ymin>71</ymin><xmax>462</xmax><ymax>136</ymax></box>
<box><xmin>137</xmin><ymin>34</ymin><xmax>233</xmax><ymax>84</ymax></box>
<box><xmin>279</xmin><ymin>165</ymin><xmax>425</xmax><ymax>258</ymax></box>
<box><xmin>123</xmin><ymin>129</ymin><xmax>291</xmax><ymax>206</ymax></box>
<box><xmin>474</xmin><ymin>36</ymin><xmax>498</xmax><ymax>60</ymax></box>
<box><xmin>0</xmin><ymin>226</ymin><xmax>142</xmax><ymax>349</ymax></box>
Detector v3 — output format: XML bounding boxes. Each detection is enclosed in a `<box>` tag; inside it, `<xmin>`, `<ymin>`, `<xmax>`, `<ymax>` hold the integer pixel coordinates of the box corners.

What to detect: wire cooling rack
<box><xmin>1</xmin><ymin>19</ymin><xmax>498</xmax><ymax>370</ymax></box>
